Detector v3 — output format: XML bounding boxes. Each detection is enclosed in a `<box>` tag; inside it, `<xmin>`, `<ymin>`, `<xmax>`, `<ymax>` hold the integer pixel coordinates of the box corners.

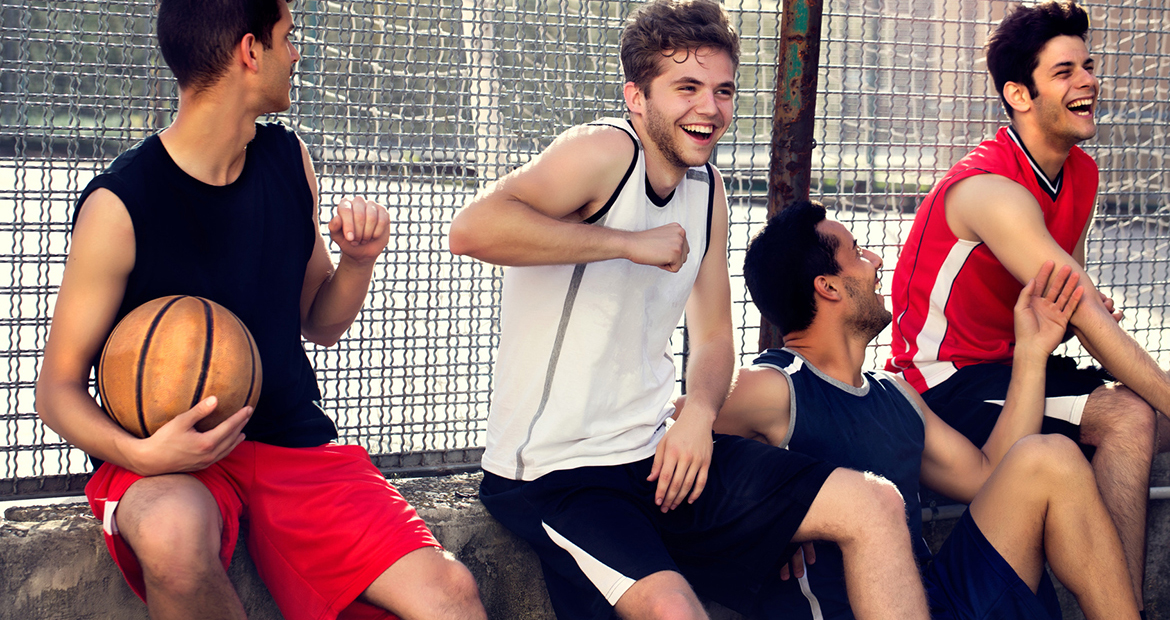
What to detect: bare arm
<box><xmin>709</xmin><ymin>366</ymin><xmax>793</xmax><ymax>445</ymax></box>
<box><xmin>919</xmin><ymin>261</ymin><xmax>1083</xmax><ymax>502</ymax></box>
<box><xmin>448</xmin><ymin>125</ymin><xmax>689</xmax><ymax>270</ymax></box>
<box><xmin>947</xmin><ymin>174</ymin><xmax>1170</xmax><ymax>414</ymax></box>
<box><xmin>35</xmin><ymin>190</ymin><xmax>250</xmax><ymax>476</ymax></box>
<box><xmin>649</xmin><ymin>171</ymin><xmax>734</xmax><ymax>512</ymax></box>
<box><xmin>298</xmin><ymin>139</ymin><xmax>391</xmax><ymax>346</ymax></box>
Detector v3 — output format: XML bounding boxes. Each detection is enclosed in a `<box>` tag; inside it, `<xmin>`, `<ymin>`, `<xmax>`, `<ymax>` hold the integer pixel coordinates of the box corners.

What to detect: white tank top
<box><xmin>482</xmin><ymin>118</ymin><xmax>716</xmax><ymax>481</ymax></box>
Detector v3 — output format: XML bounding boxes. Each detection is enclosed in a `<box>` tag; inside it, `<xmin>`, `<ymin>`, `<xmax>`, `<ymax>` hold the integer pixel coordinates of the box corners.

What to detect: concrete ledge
<box><xmin>4</xmin><ymin>469</ymin><xmax>1170</xmax><ymax>619</ymax></box>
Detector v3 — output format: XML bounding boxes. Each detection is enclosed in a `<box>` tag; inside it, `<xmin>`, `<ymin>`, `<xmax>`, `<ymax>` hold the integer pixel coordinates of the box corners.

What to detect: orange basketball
<box><xmin>97</xmin><ymin>295</ymin><xmax>263</xmax><ymax>438</ymax></box>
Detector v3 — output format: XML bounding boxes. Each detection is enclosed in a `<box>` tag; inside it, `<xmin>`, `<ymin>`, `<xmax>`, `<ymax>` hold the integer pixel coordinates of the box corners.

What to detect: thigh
<box><xmin>662</xmin><ymin>435</ymin><xmax>835</xmax><ymax>612</ymax></box>
<box><xmin>85</xmin><ymin>455</ymin><xmax>246</xmax><ymax>601</ymax></box>
<box><xmin>245</xmin><ymin>443</ymin><xmax>440</xmax><ymax>620</ymax></box>
<box><xmin>925</xmin><ymin>511</ymin><xmax>1061</xmax><ymax>620</ymax></box>
<box><xmin>482</xmin><ymin>466</ymin><xmax>674</xmax><ymax>620</ymax></box>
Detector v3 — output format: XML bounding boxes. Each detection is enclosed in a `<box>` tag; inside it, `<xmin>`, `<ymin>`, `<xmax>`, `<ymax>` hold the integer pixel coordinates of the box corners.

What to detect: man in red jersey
<box><xmin>887</xmin><ymin>1</ymin><xmax>1162</xmax><ymax>610</ymax></box>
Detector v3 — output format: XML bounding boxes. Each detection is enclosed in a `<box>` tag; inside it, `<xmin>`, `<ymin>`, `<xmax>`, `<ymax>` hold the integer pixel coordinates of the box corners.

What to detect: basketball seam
<box><xmin>138</xmin><ymin>296</ymin><xmax>186</xmax><ymax>438</ymax></box>
<box><xmin>231</xmin><ymin>313</ymin><xmax>258</xmax><ymax>408</ymax></box>
<box><xmin>190</xmin><ymin>298</ymin><xmax>214</xmax><ymax>410</ymax></box>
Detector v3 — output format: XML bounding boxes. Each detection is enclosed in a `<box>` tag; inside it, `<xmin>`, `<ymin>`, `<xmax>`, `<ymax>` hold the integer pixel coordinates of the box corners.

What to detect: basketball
<box><xmin>97</xmin><ymin>295</ymin><xmax>263</xmax><ymax>438</ymax></box>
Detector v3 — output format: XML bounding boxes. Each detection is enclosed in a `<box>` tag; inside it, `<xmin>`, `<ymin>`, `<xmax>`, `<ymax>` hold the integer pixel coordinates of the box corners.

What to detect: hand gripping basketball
<box><xmin>98</xmin><ymin>296</ymin><xmax>263</xmax><ymax>438</ymax></box>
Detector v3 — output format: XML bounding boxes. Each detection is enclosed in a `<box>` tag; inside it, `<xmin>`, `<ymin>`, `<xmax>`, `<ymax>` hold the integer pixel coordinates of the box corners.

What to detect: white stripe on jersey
<box><xmin>913</xmin><ymin>239</ymin><xmax>980</xmax><ymax>389</ymax></box>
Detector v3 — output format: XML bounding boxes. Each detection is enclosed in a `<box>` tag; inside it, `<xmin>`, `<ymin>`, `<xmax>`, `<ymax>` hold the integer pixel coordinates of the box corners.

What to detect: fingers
<box><xmin>661</xmin><ymin>459</ymin><xmax>695</xmax><ymax>512</ymax></box>
<box><xmin>330</xmin><ymin>197</ymin><xmax>389</xmax><ymax>245</ymax></box>
<box><xmin>173</xmin><ymin>396</ymin><xmax>219</xmax><ymax>427</ymax></box>
<box><xmin>1033</xmin><ymin>260</ymin><xmax>1055</xmax><ymax>296</ymax></box>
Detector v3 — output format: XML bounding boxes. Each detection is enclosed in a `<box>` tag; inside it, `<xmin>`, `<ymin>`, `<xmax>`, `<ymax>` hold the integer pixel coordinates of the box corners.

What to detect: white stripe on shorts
<box><xmin>985</xmin><ymin>393</ymin><xmax>1088</xmax><ymax>426</ymax></box>
<box><xmin>102</xmin><ymin>499</ymin><xmax>120</xmax><ymax>536</ymax></box>
<box><xmin>542</xmin><ymin>521</ymin><xmax>636</xmax><ymax>606</ymax></box>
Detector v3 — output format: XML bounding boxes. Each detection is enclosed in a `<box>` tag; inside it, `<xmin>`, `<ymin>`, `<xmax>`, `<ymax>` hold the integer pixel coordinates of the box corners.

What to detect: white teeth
<box><xmin>682</xmin><ymin>124</ymin><xmax>713</xmax><ymax>135</ymax></box>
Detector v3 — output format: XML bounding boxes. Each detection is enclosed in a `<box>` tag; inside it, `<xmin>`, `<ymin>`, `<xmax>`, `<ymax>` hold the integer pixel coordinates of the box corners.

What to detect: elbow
<box><xmin>302</xmin><ymin>328</ymin><xmax>341</xmax><ymax>348</ymax></box>
<box><xmin>447</xmin><ymin>216</ymin><xmax>482</xmax><ymax>258</ymax></box>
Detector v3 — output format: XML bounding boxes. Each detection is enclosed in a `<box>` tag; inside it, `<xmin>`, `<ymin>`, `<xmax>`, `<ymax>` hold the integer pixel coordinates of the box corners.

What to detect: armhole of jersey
<box><xmin>703</xmin><ymin>162</ymin><xmax>715</xmax><ymax>259</ymax></box>
<box><xmin>753</xmin><ymin>361</ymin><xmax>798</xmax><ymax>449</ymax></box>
<box><xmin>584</xmin><ymin>122</ymin><xmax>639</xmax><ymax>225</ymax></box>
<box><xmin>884</xmin><ymin>372</ymin><xmax>927</xmax><ymax>426</ymax></box>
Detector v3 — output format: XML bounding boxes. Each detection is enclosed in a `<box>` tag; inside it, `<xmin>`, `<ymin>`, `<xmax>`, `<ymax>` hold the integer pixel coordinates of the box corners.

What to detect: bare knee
<box><xmin>1002</xmin><ymin>434</ymin><xmax>1094</xmax><ymax>487</ymax></box>
<box><xmin>118</xmin><ymin>476</ymin><xmax>225</xmax><ymax>591</ymax></box>
<box><xmin>616</xmin><ymin>571</ymin><xmax>704</xmax><ymax>620</ymax></box>
<box><xmin>801</xmin><ymin>469</ymin><xmax>906</xmax><ymax>546</ymax></box>
<box><xmin>1081</xmin><ymin>385</ymin><xmax>1157</xmax><ymax>453</ymax></box>
<box><xmin>427</xmin><ymin>552</ymin><xmax>483</xmax><ymax>613</ymax></box>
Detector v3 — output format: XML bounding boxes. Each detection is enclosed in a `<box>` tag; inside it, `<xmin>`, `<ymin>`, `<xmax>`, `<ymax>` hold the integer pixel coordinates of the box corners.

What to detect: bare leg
<box><xmin>360</xmin><ymin>547</ymin><xmax>487</xmax><ymax>620</ymax></box>
<box><xmin>117</xmin><ymin>474</ymin><xmax>246</xmax><ymax>620</ymax></box>
<box><xmin>791</xmin><ymin>468</ymin><xmax>928</xmax><ymax>620</ymax></box>
<box><xmin>614</xmin><ymin>570</ymin><xmax>707</xmax><ymax>620</ymax></box>
<box><xmin>969</xmin><ymin>433</ymin><xmax>1139</xmax><ymax>620</ymax></box>
<box><xmin>1078</xmin><ymin>383</ymin><xmax>1156</xmax><ymax>605</ymax></box>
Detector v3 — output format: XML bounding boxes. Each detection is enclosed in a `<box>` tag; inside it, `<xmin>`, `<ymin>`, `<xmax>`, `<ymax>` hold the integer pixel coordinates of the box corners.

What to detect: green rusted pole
<box><xmin>760</xmin><ymin>0</ymin><xmax>824</xmax><ymax>352</ymax></box>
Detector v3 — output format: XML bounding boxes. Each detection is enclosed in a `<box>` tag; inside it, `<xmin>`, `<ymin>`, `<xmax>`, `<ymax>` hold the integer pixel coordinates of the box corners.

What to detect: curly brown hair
<box><xmin>620</xmin><ymin>0</ymin><xmax>739</xmax><ymax>95</ymax></box>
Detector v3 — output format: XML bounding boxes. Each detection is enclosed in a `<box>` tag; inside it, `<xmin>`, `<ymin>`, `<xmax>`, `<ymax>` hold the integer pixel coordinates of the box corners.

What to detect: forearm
<box><xmin>450</xmin><ymin>198</ymin><xmax>634</xmax><ymax>266</ymax></box>
<box><xmin>681</xmin><ymin>336</ymin><xmax>734</xmax><ymax>426</ymax></box>
<box><xmin>37</xmin><ymin>380</ymin><xmax>141</xmax><ymax>472</ymax></box>
<box><xmin>1073</xmin><ymin>304</ymin><xmax>1170</xmax><ymax>414</ymax></box>
<box><xmin>981</xmin><ymin>351</ymin><xmax>1048</xmax><ymax>468</ymax></box>
<box><xmin>303</xmin><ymin>255</ymin><xmax>376</xmax><ymax>346</ymax></box>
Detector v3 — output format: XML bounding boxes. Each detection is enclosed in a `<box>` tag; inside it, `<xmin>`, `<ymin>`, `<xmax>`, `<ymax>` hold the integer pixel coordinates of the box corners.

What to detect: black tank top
<box><xmin>76</xmin><ymin>122</ymin><xmax>338</xmax><ymax>447</ymax></box>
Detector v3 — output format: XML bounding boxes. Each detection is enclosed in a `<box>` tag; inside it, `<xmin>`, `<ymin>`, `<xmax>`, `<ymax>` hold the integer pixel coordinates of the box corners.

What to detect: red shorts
<box><xmin>85</xmin><ymin>441</ymin><xmax>441</xmax><ymax>620</ymax></box>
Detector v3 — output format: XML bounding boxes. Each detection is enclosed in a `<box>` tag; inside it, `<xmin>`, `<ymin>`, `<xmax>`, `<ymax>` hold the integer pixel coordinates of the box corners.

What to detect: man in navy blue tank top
<box><xmin>36</xmin><ymin>1</ymin><xmax>486</xmax><ymax>619</ymax></box>
<box><xmin>695</xmin><ymin>200</ymin><xmax>1139</xmax><ymax>619</ymax></box>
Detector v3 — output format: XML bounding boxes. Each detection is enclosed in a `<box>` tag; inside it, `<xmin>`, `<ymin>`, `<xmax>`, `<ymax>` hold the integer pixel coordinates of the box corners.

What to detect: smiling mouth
<box><xmin>681</xmin><ymin>124</ymin><xmax>714</xmax><ymax>139</ymax></box>
<box><xmin>1067</xmin><ymin>97</ymin><xmax>1094</xmax><ymax>116</ymax></box>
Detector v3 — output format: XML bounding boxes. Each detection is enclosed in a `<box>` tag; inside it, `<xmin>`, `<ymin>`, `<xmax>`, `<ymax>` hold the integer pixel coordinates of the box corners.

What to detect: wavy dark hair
<box><xmin>986</xmin><ymin>1</ymin><xmax>1090</xmax><ymax>117</ymax></box>
<box><xmin>157</xmin><ymin>0</ymin><xmax>288</xmax><ymax>92</ymax></box>
<box><xmin>620</xmin><ymin>0</ymin><xmax>739</xmax><ymax>95</ymax></box>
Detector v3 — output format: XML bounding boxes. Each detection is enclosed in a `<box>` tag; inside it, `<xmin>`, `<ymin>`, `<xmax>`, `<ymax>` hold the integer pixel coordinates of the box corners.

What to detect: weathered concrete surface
<box><xmin>4</xmin><ymin>457</ymin><xmax>1169</xmax><ymax>619</ymax></box>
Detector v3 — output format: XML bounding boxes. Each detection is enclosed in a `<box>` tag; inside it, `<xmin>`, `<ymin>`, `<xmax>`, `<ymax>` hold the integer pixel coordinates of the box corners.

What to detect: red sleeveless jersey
<box><xmin>886</xmin><ymin>127</ymin><xmax>1098</xmax><ymax>393</ymax></box>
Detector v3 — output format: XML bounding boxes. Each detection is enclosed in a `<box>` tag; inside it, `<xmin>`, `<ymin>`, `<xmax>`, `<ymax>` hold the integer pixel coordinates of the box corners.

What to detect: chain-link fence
<box><xmin>2</xmin><ymin>0</ymin><xmax>1167</xmax><ymax>500</ymax></box>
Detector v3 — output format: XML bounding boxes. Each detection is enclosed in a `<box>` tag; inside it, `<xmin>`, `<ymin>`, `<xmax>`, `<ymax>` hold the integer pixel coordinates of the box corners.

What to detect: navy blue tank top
<box><xmin>753</xmin><ymin>348</ymin><xmax>929</xmax><ymax>620</ymax></box>
<box><xmin>75</xmin><ymin>122</ymin><xmax>337</xmax><ymax>448</ymax></box>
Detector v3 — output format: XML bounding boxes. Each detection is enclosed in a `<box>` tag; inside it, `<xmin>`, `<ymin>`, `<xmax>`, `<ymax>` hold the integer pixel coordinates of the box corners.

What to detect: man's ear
<box><xmin>238</xmin><ymin>33</ymin><xmax>261</xmax><ymax>73</ymax></box>
<box><xmin>1003</xmin><ymin>81</ymin><xmax>1032</xmax><ymax>115</ymax></box>
<box><xmin>624</xmin><ymin>81</ymin><xmax>645</xmax><ymax>116</ymax></box>
<box><xmin>813</xmin><ymin>275</ymin><xmax>842</xmax><ymax>302</ymax></box>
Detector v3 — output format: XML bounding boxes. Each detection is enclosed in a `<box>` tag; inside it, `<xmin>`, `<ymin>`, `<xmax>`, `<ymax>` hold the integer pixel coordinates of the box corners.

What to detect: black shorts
<box><xmin>922</xmin><ymin>355</ymin><xmax>1112</xmax><ymax>461</ymax></box>
<box><xmin>924</xmin><ymin>510</ymin><xmax>1061</xmax><ymax>620</ymax></box>
<box><xmin>480</xmin><ymin>434</ymin><xmax>835</xmax><ymax>620</ymax></box>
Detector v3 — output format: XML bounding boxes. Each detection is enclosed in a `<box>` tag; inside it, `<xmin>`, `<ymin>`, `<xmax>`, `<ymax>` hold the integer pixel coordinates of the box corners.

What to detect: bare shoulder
<box><xmin>945</xmin><ymin>173</ymin><xmax>1043</xmax><ymax>242</ymax></box>
<box><xmin>714</xmin><ymin>364</ymin><xmax>792</xmax><ymax>444</ymax></box>
<box><xmin>74</xmin><ymin>188</ymin><xmax>135</xmax><ymax>254</ymax></box>
<box><xmin>502</xmin><ymin>123</ymin><xmax>637</xmax><ymax>221</ymax></box>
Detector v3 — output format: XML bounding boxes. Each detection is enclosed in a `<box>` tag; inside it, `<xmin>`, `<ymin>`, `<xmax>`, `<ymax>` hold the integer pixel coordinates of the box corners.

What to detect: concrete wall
<box><xmin>4</xmin><ymin>467</ymin><xmax>1170</xmax><ymax>620</ymax></box>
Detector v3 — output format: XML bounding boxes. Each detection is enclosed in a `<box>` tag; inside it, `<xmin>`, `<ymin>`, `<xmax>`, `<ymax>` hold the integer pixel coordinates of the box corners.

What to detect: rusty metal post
<box><xmin>759</xmin><ymin>0</ymin><xmax>824</xmax><ymax>352</ymax></box>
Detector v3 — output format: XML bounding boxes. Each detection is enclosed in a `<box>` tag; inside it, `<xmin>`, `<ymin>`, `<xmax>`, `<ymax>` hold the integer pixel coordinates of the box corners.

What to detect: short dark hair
<box><xmin>744</xmin><ymin>201</ymin><xmax>840</xmax><ymax>335</ymax></box>
<box><xmin>986</xmin><ymin>1</ymin><xmax>1090</xmax><ymax>118</ymax></box>
<box><xmin>157</xmin><ymin>0</ymin><xmax>288</xmax><ymax>92</ymax></box>
<box><xmin>621</xmin><ymin>0</ymin><xmax>740</xmax><ymax>95</ymax></box>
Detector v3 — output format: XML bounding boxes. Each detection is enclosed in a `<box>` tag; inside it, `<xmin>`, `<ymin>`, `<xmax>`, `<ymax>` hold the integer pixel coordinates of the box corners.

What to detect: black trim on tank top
<box><xmin>584</xmin><ymin>121</ymin><xmax>640</xmax><ymax>225</ymax></box>
<box><xmin>703</xmin><ymin>162</ymin><xmax>715</xmax><ymax>259</ymax></box>
<box><xmin>645</xmin><ymin>175</ymin><xmax>675</xmax><ymax>206</ymax></box>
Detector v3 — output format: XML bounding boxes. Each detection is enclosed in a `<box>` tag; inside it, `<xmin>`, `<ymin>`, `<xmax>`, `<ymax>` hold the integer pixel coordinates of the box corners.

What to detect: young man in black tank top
<box><xmin>692</xmin><ymin>200</ymin><xmax>1138</xmax><ymax>619</ymax></box>
<box><xmin>36</xmin><ymin>1</ymin><xmax>486</xmax><ymax>619</ymax></box>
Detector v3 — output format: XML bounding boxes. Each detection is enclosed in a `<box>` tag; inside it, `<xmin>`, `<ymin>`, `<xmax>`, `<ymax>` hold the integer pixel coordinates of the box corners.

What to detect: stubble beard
<box><xmin>843</xmin><ymin>276</ymin><xmax>892</xmax><ymax>342</ymax></box>
<box><xmin>644</xmin><ymin>99</ymin><xmax>701</xmax><ymax>170</ymax></box>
